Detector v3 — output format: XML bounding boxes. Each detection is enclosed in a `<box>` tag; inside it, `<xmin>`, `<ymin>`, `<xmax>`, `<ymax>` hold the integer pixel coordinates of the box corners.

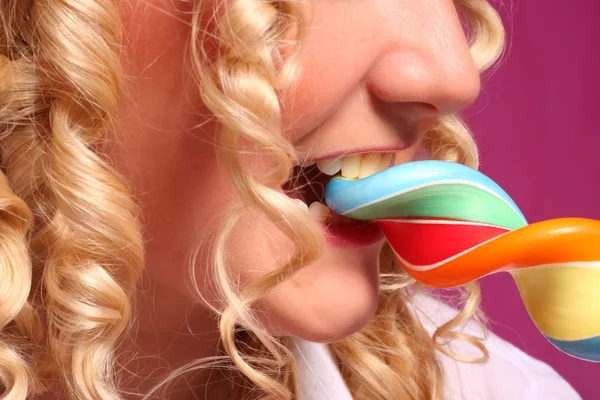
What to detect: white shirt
<box><xmin>291</xmin><ymin>294</ymin><xmax>581</xmax><ymax>400</ymax></box>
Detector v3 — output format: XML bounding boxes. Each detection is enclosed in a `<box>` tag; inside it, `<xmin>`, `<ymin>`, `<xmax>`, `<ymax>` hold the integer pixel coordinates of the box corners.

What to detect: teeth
<box><xmin>293</xmin><ymin>198</ymin><xmax>309</xmax><ymax>213</ymax></box>
<box><xmin>358</xmin><ymin>153</ymin><xmax>383</xmax><ymax>179</ymax></box>
<box><xmin>308</xmin><ymin>201</ymin><xmax>330</xmax><ymax>222</ymax></box>
<box><xmin>316</xmin><ymin>158</ymin><xmax>342</xmax><ymax>176</ymax></box>
<box><xmin>341</xmin><ymin>154</ymin><xmax>361</xmax><ymax>179</ymax></box>
<box><xmin>379</xmin><ymin>153</ymin><xmax>394</xmax><ymax>170</ymax></box>
<box><xmin>316</xmin><ymin>152</ymin><xmax>394</xmax><ymax>179</ymax></box>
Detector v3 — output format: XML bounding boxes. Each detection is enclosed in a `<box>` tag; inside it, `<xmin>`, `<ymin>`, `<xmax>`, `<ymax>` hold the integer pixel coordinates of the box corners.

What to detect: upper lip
<box><xmin>295</xmin><ymin>143</ymin><xmax>411</xmax><ymax>166</ymax></box>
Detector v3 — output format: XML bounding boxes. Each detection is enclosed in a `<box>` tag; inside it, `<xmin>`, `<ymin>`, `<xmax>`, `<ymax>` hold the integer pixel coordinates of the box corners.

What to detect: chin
<box><xmin>299</xmin><ymin>294</ymin><xmax>379</xmax><ymax>344</ymax></box>
<box><xmin>259</xmin><ymin>241</ymin><xmax>383</xmax><ymax>343</ymax></box>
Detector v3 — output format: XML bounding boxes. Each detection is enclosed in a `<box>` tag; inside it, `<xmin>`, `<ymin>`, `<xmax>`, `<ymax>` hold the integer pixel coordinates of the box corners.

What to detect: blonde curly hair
<box><xmin>0</xmin><ymin>0</ymin><xmax>504</xmax><ymax>399</ymax></box>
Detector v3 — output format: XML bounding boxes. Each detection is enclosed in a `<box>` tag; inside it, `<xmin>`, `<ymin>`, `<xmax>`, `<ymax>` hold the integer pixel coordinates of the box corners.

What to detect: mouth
<box><xmin>282</xmin><ymin>151</ymin><xmax>395</xmax><ymax>247</ymax></box>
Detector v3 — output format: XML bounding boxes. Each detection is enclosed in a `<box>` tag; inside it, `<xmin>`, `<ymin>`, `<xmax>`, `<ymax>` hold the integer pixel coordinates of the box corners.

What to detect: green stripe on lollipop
<box><xmin>342</xmin><ymin>182</ymin><xmax>527</xmax><ymax>230</ymax></box>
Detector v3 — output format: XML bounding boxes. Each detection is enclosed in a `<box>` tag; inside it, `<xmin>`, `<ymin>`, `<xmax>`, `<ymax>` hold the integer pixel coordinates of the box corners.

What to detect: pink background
<box><xmin>465</xmin><ymin>1</ymin><xmax>600</xmax><ymax>398</ymax></box>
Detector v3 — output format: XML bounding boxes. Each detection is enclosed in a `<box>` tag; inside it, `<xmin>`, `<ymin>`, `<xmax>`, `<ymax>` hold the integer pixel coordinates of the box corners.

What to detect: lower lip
<box><xmin>320</xmin><ymin>221</ymin><xmax>385</xmax><ymax>247</ymax></box>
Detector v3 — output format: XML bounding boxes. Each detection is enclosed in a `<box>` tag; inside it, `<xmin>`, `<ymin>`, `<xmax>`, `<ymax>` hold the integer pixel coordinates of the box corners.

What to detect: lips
<box><xmin>321</xmin><ymin>221</ymin><xmax>385</xmax><ymax>247</ymax></box>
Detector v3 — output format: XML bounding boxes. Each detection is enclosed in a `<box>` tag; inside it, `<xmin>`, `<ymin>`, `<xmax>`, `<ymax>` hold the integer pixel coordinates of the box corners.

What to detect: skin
<box><xmin>108</xmin><ymin>0</ymin><xmax>480</xmax><ymax>396</ymax></box>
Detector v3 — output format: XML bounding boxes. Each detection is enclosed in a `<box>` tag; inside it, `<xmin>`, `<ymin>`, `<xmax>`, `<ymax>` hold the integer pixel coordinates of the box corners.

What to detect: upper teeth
<box><xmin>316</xmin><ymin>152</ymin><xmax>393</xmax><ymax>179</ymax></box>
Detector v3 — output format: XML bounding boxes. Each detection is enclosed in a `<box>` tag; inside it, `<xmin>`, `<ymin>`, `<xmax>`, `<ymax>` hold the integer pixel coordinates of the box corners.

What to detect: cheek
<box><xmin>278</xmin><ymin>3</ymin><xmax>380</xmax><ymax>142</ymax></box>
<box><xmin>118</xmin><ymin>0</ymin><xmax>207</xmax><ymax>133</ymax></box>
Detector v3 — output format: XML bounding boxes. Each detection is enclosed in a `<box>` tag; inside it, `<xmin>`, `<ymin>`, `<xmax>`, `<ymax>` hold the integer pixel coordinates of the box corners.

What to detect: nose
<box><xmin>364</xmin><ymin>1</ymin><xmax>481</xmax><ymax>118</ymax></box>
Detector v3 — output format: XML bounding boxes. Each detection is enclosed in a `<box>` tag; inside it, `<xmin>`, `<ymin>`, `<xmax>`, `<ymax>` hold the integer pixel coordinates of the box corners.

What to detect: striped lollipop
<box><xmin>324</xmin><ymin>160</ymin><xmax>600</xmax><ymax>362</ymax></box>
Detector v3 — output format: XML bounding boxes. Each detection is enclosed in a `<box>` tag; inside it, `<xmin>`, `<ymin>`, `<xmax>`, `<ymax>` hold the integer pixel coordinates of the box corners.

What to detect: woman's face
<box><xmin>113</xmin><ymin>0</ymin><xmax>479</xmax><ymax>341</ymax></box>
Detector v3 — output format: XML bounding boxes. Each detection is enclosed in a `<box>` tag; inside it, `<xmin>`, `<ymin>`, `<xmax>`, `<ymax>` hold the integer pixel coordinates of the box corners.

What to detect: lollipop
<box><xmin>323</xmin><ymin>160</ymin><xmax>600</xmax><ymax>362</ymax></box>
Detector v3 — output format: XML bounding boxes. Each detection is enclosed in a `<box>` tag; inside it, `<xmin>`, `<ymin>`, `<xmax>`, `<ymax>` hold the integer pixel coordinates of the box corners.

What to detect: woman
<box><xmin>0</xmin><ymin>0</ymin><xmax>580</xmax><ymax>398</ymax></box>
